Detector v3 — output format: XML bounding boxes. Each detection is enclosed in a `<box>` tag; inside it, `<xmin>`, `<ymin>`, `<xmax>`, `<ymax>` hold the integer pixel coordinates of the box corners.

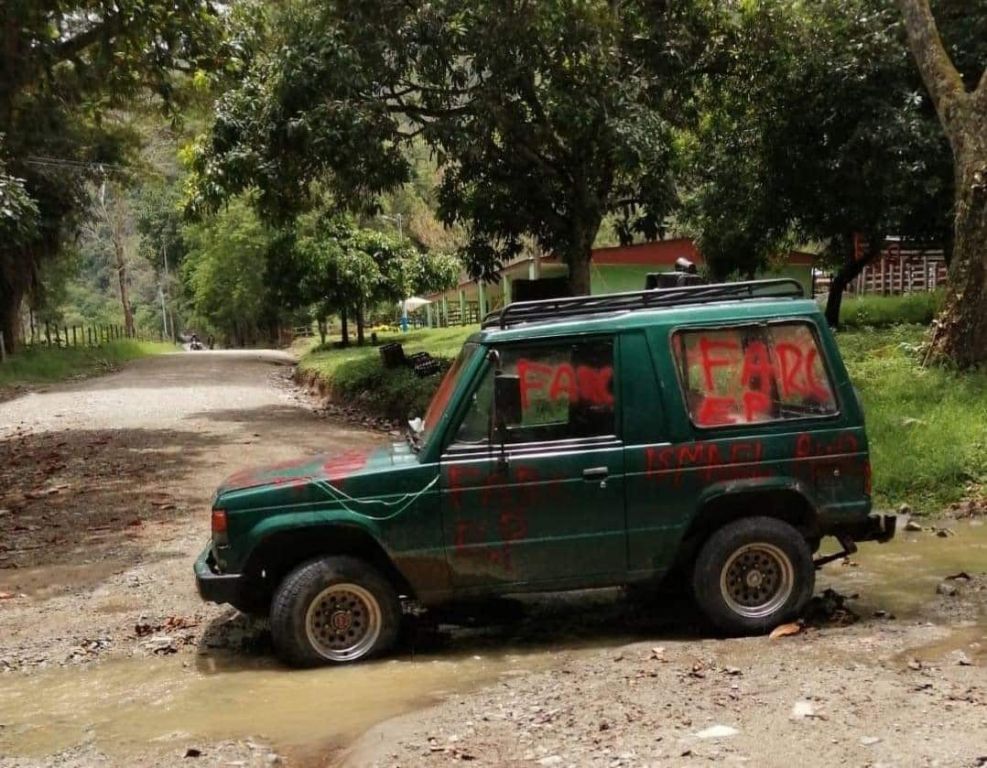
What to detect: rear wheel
<box><xmin>270</xmin><ymin>556</ymin><xmax>400</xmax><ymax>666</ymax></box>
<box><xmin>692</xmin><ymin>516</ymin><xmax>814</xmax><ymax>635</ymax></box>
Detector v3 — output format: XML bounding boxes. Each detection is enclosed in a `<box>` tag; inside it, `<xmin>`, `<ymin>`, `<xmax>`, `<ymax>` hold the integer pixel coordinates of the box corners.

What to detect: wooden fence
<box><xmin>0</xmin><ymin>322</ymin><xmax>162</xmax><ymax>364</ymax></box>
<box><xmin>813</xmin><ymin>240</ymin><xmax>948</xmax><ymax>297</ymax></box>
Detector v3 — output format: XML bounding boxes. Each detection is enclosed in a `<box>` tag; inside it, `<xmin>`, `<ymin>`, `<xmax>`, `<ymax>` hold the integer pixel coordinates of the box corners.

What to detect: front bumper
<box><xmin>194</xmin><ymin>545</ymin><xmax>243</xmax><ymax>605</ymax></box>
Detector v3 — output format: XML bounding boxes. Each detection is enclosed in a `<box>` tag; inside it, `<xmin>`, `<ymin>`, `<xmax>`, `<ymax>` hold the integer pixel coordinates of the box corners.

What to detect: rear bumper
<box><xmin>836</xmin><ymin>513</ymin><xmax>897</xmax><ymax>544</ymax></box>
<box><xmin>194</xmin><ymin>545</ymin><xmax>243</xmax><ymax>605</ymax></box>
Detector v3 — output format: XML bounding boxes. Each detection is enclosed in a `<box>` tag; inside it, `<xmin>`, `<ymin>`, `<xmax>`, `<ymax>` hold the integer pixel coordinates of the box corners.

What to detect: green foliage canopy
<box><xmin>0</xmin><ymin>0</ymin><xmax>225</xmax><ymax>349</ymax></box>
<box><xmin>189</xmin><ymin>0</ymin><xmax>710</xmax><ymax>295</ymax></box>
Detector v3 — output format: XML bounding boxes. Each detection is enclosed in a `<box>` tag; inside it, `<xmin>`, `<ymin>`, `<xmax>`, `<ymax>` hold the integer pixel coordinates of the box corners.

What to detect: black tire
<box><xmin>692</xmin><ymin>516</ymin><xmax>814</xmax><ymax>635</ymax></box>
<box><xmin>270</xmin><ymin>555</ymin><xmax>401</xmax><ymax>667</ymax></box>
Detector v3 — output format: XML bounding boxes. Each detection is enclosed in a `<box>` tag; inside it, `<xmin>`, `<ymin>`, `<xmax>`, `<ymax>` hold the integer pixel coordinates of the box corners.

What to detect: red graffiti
<box><xmin>446</xmin><ymin>463</ymin><xmax>569</xmax><ymax>572</ymax></box>
<box><xmin>794</xmin><ymin>432</ymin><xmax>859</xmax><ymax>458</ymax></box>
<box><xmin>323</xmin><ymin>448</ymin><xmax>372</xmax><ymax>479</ymax></box>
<box><xmin>644</xmin><ymin>440</ymin><xmax>770</xmax><ymax>486</ymax></box>
<box><xmin>517</xmin><ymin>360</ymin><xmax>614</xmax><ymax>410</ymax></box>
<box><xmin>682</xmin><ymin>330</ymin><xmax>835</xmax><ymax>427</ymax></box>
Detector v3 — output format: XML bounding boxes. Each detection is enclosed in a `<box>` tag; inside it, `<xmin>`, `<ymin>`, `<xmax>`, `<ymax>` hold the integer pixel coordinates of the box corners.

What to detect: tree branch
<box><xmin>55</xmin><ymin>12</ymin><xmax>125</xmax><ymax>63</ymax></box>
<box><xmin>896</xmin><ymin>0</ymin><xmax>968</xmax><ymax>138</ymax></box>
<box><xmin>976</xmin><ymin>68</ymin><xmax>987</xmax><ymax>112</ymax></box>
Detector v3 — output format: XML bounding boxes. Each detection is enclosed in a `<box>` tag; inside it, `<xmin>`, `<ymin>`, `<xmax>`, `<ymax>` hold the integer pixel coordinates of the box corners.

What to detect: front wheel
<box><xmin>270</xmin><ymin>556</ymin><xmax>401</xmax><ymax>666</ymax></box>
<box><xmin>692</xmin><ymin>516</ymin><xmax>814</xmax><ymax>635</ymax></box>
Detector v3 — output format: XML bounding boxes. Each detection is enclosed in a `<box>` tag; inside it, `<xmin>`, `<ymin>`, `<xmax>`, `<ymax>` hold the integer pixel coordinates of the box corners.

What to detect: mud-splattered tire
<box><xmin>692</xmin><ymin>516</ymin><xmax>814</xmax><ymax>635</ymax></box>
<box><xmin>270</xmin><ymin>556</ymin><xmax>400</xmax><ymax>667</ymax></box>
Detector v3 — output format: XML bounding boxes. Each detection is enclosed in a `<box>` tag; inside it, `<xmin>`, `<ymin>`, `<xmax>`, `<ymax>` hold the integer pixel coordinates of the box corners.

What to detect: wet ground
<box><xmin>1</xmin><ymin>352</ymin><xmax>986</xmax><ymax>767</ymax></box>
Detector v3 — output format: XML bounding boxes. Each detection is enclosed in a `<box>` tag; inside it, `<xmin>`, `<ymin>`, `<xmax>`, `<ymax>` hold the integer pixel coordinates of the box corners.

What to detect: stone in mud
<box><xmin>936</xmin><ymin>581</ymin><xmax>960</xmax><ymax>597</ymax></box>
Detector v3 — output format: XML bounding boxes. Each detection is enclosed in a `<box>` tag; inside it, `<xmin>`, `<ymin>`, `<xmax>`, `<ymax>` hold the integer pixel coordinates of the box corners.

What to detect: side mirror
<box><xmin>493</xmin><ymin>373</ymin><xmax>522</xmax><ymax>432</ymax></box>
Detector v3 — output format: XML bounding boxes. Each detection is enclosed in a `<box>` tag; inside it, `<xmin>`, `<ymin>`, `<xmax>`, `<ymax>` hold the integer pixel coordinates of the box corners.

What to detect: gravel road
<box><xmin>0</xmin><ymin>350</ymin><xmax>383</xmax><ymax>767</ymax></box>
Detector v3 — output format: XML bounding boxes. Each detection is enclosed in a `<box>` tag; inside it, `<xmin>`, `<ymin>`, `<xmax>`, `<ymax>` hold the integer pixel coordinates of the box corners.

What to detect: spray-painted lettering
<box><xmin>679</xmin><ymin>328</ymin><xmax>836</xmax><ymax>426</ymax></box>
<box><xmin>517</xmin><ymin>360</ymin><xmax>614</xmax><ymax>409</ymax></box>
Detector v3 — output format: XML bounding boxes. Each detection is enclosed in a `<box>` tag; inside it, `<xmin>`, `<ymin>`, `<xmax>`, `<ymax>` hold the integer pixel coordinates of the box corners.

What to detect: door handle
<box><xmin>582</xmin><ymin>466</ymin><xmax>609</xmax><ymax>481</ymax></box>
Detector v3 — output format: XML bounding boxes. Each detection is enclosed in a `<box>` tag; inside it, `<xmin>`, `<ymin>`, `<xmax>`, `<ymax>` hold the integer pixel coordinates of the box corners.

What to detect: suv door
<box><xmin>439</xmin><ymin>336</ymin><xmax>626</xmax><ymax>591</ymax></box>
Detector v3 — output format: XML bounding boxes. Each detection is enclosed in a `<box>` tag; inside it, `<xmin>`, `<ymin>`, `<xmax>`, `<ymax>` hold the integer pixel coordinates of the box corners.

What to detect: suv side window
<box><xmin>454</xmin><ymin>338</ymin><xmax>616</xmax><ymax>444</ymax></box>
<box><xmin>672</xmin><ymin>322</ymin><xmax>837</xmax><ymax>427</ymax></box>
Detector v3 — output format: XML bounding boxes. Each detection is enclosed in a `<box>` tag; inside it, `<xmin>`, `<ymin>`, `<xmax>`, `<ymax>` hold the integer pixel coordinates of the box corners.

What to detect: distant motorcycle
<box><xmin>189</xmin><ymin>334</ymin><xmax>203</xmax><ymax>351</ymax></box>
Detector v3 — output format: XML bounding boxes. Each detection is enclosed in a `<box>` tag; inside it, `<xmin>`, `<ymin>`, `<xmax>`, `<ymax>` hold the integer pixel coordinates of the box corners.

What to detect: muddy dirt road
<box><xmin>2</xmin><ymin>352</ymin><xmax>986</xmax><ymax>768</ymax></box>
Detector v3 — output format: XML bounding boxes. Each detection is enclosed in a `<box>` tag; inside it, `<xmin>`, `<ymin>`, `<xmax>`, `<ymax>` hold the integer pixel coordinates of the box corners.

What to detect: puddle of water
<box><xmin>0</xmin><ymin>650</ymin><xmax>543</xmax><ymax>760</ymax></box>
<box><xmin>2</xmin><ymin>522</ymin><xmax>985</xmax><ymax>761</ymax></box>
<box><xmin>819</xmin><ymin>520</ymin><xmax>987</xmax><ymax>619</ymax></box>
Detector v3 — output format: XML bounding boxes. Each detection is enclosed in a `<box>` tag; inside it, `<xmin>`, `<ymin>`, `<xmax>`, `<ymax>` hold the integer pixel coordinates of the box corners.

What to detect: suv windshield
<box><xmin>420</xmin><ymin>342</ymin><xmax>478</xmax><ymax>446</ymax></box>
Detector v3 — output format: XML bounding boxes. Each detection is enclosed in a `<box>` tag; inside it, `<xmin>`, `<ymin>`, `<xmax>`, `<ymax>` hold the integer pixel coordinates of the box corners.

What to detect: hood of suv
<box><xmin>216</xmin><ymin>443</ymin><xmax>416</xmax><ymax>498</ymax></box>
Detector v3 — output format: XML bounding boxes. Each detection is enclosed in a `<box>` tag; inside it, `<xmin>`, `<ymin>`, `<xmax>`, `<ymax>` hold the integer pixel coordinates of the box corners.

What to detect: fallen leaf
<box><xmin>769</xmin><ymin>622</ymin><xmax>802</xmax><ymax>639</ymax></box>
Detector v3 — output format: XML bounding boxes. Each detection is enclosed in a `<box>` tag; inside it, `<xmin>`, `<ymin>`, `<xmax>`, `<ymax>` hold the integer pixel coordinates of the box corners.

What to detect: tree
<box><xmin>298</xmin><ymin>215</ymin><xmax>458</xmax><ymax>345</ymax></box>
<box><xmin>682</xmin><ymin>0</ymin><xmax>953</xmax><ymax>323</ymax></box>
<box><xmin>0</xmin><ymin>0</ymin><xmax>223</xmax><ymax>351</ymax></box>
<box><xmin>897</xmin><ymin>0</ymin><xmax>987</xmax><ymax>366</ymax></box>
<box><xmin>183</xmin><ymin>197</ymin><xmax>276</xmax><ymax>346</ymax></box>
<box><xmin>189</xmin><ymin>0</ymin><xmax>708</xmax><ymax>296</ymax></box>
<box><xmin>88</xmin><ymin>182</ymin><xmax>138</xmax><ymax>337</ymax></box>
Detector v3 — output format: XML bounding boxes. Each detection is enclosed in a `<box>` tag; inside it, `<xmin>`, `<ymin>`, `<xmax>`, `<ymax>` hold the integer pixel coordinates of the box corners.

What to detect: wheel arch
<box><xmin>677</xmin><ymin>485</ymin><xmax>820</xmax><ymax>567</ymax></box>
<box><xmin>241</xmin><ymin>524</ymin><xmax>414</xmax><ymax>610</ymax></box>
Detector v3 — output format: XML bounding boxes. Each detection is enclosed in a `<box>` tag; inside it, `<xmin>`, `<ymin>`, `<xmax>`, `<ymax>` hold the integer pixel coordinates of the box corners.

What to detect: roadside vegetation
<box><xmin>0</xmin><ymin>340</ymin><xmax>175</xmax><ymax>390</ymax></box>
<box><xmin>839</xmin><ymin>324</ymin><xmax>987</xmax><ymax>511</ymax></box>
<box><xmin>297</xmin><ymin>327</ymin><xmax>475</xmax><ymax>420</ymax></box>
<box><xmin>839</xmin><ymin>291</ymin><xmax>943</xmax><ymax>329</ymax></box>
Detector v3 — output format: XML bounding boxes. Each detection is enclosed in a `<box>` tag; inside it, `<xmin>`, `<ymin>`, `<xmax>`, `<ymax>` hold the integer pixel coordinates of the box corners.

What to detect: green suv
<box><xmin>195</xmin><ymin>279</ymin><xmax>895</xmax><ymax>666</ymax></box>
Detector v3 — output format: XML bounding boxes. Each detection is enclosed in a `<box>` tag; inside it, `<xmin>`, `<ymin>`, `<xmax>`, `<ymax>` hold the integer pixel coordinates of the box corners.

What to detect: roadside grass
<box><xmin>838</xmin><ymin>291</ymin><xmax>942</xmax><ymax>328</ymax></box>
<box><xmin>0</xmin><ymin>340</ymin><xmax>176</xmax><ymax>389</ymax></box>
<box><xmin>838</xmin><ymin>324</ymin><xmax>987</xmax><ymax>511</ymax></box>
<box><xmin>297</xmin><ymin>326</ymin><xmax>477</xmax><ymax>420</ymax></box>
<box><xmin>299</xmin><ymin>322</ymin><xmax>985</xmax><ymax>512</ymax></box>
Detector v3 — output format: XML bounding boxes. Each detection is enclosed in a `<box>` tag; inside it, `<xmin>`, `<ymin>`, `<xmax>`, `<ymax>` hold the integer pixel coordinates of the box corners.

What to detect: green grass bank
<box><xmin>0</xmin><ymin>340</ymin><xmax>176</xmax><ymax>390</ymax></box>
<box><xmin>299</xmin><ymin>321</ymin><xmax>983</xmax><ymax>513</ymax></box>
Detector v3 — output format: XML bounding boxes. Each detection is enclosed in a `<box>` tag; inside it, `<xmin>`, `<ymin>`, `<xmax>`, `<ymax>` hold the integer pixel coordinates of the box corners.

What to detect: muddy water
<box><xmin>819</xmin><ymin>519</ymin><xmax>987</xmax><ymax>618</ymax></box>
<box><xmin>0</xmin><ymin>650</ymin><xmax>543</xmax><ymax>761</ymax></box>
<box><xmin>2</xmin><ymin>521</ymin><xmax>986</xmax><ymax>763</ymax></box>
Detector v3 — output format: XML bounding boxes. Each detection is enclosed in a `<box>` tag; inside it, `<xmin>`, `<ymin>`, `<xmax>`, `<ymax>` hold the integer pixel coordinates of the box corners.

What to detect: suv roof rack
<box><xmin>482</xmin><ymin>278</ymin><xmax>805</xmax><ymax>330</ymax></box>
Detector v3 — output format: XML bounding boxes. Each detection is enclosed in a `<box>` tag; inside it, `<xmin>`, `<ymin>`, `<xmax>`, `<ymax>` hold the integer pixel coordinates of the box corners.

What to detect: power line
<box><xmin>22</xmin><ymin>155</ymin><xmax>160</xmax><ymax>176</ymax></box>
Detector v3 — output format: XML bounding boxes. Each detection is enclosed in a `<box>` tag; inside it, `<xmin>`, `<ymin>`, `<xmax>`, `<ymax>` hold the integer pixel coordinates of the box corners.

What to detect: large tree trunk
<box><xmin>897</xmin><ymin>0</ymin><xmax>987</xmax><ymax>367</ymax></box>
<box><xmin>112</xmin><ymin>238</ymin><xmax>135</xmax><ymax>337</ymax></box>
<box><xmin>929</xmin><ymin>150</ymin><xmax>987</xmax><ymax>365</ymax></box>
<box><xmin>0</xmin><ymin>282</ymin><xmax>23</xmax><ymax>353</ymax></box>
<box><xmin>339</xmin><ymin>306</ymin><xmax>349</xmax><ymax>346</ymax></box>
<box><xmin>355</xmin><ymin>302</ymin><xmax>366</xmax><ymax>346</ymax></box>
<box><xmin>0</xmin><ymin>247</ymin><xmax>31</xmax><ymax>353</ymax></box>
<box><xmin>565</xmin><ymin>221</ymin><xmax>600</xmax><ymax>297</ymax></box>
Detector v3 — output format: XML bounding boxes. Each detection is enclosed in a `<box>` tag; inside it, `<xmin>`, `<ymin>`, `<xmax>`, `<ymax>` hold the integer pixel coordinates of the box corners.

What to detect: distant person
<box><xmin>207</xmin><ymin>334</ymin><xmax>215</xmax><ymax>350</ymax></box>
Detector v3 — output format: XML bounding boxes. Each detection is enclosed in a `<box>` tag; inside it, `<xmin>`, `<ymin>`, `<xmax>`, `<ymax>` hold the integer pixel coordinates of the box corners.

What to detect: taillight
<box><xmin>863</xmin><ymin>460</ymin><xmax>872</xmax><ymax>496</ymax></box>
<box><xmin>211</xmin><ymin>508</ymin><xmax>228</xmax><ymax>535</ymax></box>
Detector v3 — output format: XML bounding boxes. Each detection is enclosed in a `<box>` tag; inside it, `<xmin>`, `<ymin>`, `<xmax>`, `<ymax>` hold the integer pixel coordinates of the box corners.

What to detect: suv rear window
<box><xmin>672</xmin><ymin>322</ymin><xmax>837</xmax><ymax>427</ymax></box>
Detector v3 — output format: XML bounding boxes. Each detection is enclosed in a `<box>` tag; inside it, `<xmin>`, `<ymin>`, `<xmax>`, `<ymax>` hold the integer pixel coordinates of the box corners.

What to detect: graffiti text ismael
<box><xmin>691</xmin><ymin>337</ymin><xmax>831</xmax><ymax>425</ymax></box>
<box><xmin>516</xmin><ymin>360</ymin><xmax>614</xmax><ymax>409</ymax></box>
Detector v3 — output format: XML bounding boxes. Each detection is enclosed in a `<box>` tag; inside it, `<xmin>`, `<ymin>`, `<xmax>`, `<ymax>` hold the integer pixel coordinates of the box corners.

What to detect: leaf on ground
<box><xmin>769</xmin><ymin>622</ymin><xmax>802</xmax><ymax>639</ymax></box>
